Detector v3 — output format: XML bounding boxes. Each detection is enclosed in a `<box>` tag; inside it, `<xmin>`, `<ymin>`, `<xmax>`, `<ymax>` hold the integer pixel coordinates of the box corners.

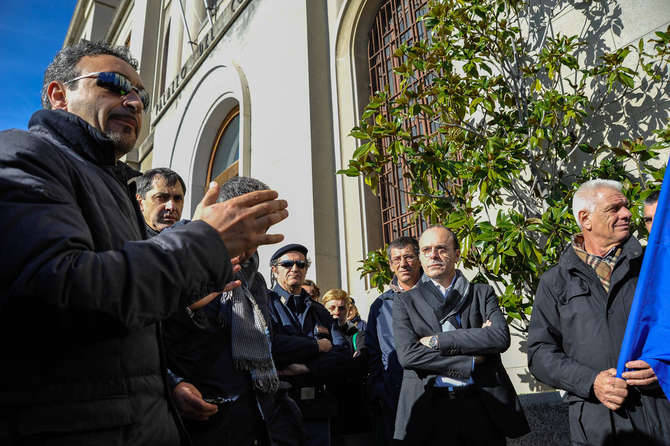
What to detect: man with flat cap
<box><xmin>267</xmin><ymin>244</ymin><xmax>351</xmax><ymax>446</ymax></box>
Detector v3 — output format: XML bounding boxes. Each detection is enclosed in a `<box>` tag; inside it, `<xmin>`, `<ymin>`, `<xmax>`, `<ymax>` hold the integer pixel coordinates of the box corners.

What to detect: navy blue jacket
<box><xmin>267</xmin><ymin>285</ymin><xmax>351</xmax><ymax>379</ymax></box>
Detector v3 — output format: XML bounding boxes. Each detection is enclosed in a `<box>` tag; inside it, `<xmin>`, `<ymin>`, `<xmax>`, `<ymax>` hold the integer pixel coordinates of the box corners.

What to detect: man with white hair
<box><xmin>528</xmin><ymin>179</ymin><xmax>670</xmax><ymax>445</ymax></box>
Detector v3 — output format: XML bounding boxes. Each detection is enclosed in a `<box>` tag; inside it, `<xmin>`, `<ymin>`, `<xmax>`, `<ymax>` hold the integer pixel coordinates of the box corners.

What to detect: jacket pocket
<box><xmin>557</xmin><ymin>281</ymin><xmax>592</xmax><ymax>332</ymax></box>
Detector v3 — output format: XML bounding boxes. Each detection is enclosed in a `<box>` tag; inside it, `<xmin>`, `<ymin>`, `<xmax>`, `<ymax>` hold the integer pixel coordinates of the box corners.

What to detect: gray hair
<box><xmin>42</xmin><ymin>40</ymin><xmax>138</xmax><ymax>109</ymax></box>
<box><xmin>572</xmin><ymin>179</ymin><xmax>623</xmax><ymax>228</ymax></box>
<box><xmin>217</xmin><ymin>176</ymin><xmax>269</xmax><ymax>202</ymax></box>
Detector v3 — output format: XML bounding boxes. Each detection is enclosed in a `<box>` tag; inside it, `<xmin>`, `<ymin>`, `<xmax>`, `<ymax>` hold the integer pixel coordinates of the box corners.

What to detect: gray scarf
<box><xmin>230</xmin><ymin>253</ymin><xmax>279</xmax><ymax>394</ymax></box>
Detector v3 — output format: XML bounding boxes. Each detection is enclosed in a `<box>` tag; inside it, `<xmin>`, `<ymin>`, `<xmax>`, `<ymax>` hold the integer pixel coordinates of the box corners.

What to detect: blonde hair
<box><xmin>321</xmin><ymin>288</ymin><xmax>352</xmax><ymax>307</ymax></box>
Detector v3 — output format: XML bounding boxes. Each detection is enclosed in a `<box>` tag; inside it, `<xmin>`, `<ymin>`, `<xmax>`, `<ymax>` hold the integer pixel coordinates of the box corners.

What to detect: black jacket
<box><xmin>267</xmin><ymin>286</ymin><xmax>351</xmax><ymax>378</ymax></box>
<box><xmin>528</xmin><ymin>236</ymin><xmax>670</xmax><ymax>445</ymax></box>
<box><xmin>0</xmin><ymin>110</ymin><xmax>232</xmax><ymax>445</ymax></box>
<box><xmin>393</xmin><ymin>273</ymin><xmax>529</xmax><ymax>440</ymax></box>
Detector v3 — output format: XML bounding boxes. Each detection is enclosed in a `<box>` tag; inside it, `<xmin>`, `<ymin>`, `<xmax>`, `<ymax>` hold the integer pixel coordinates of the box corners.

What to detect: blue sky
<box><xmin>0</xmin><ymin>1</ymin><xmax>78</xmax><ymax>130</ymax></box>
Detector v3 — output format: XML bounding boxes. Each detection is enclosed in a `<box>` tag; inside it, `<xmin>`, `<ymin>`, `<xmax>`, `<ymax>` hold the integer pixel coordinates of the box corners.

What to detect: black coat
<box><xmin>267</xmin><ymin>286</ymin><xmax>351</xmax><ymax>378</ymax></box>
<box><xmin>0</xmin><ymin>110</ymin><xmax>232</xmax><ymax>445</ymax></box>
<box><xmin>267</xmin><ymin>286</ymin><xmax>353</xmax><ymax>422</ymax></box>
<box><xmin>528</xmin><ymin>236</ymin><xmax>670</xmax><ymax>445</ymax></box>
<box><xmin>393</xmin><ymin>273</ymin><xmax>529</xmax><ymax>440</ymax></box>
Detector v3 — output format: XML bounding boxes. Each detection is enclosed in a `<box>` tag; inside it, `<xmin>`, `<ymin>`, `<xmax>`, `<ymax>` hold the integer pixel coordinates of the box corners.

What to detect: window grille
<box><xmin>368</xmin><ymin>0</ymin><xmax>430</xmax><ymax>244</ymax></box>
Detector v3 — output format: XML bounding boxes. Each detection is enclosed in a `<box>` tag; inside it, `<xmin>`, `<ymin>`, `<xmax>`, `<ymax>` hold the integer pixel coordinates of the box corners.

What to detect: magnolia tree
<box><xmin>341</xmin><ymin>0</ymin><xmax>670</xmax><ymax>332</ymax></box>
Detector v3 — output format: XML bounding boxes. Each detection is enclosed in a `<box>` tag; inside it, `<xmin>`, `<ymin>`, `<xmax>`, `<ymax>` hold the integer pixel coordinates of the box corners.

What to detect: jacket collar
<box><xmin>144</xmin><ymin>222</ymin><xmax>161</xmax><ymax>238</ymax></box>
<box><xmin>272</xmin><ymin>283</ymin><xmax>309</xmax><ymax>302</ymax></box>
<box><xmin>28</xmin><ymin>109</ymin><xmax>118</xmax><ymax>166</ymax></box>
<box><xmin>384</xmin><ymin>275</ymin><xmax>420</xmax><ymax>298</ymax></box>
<box><xmin>560</xmin><ymin>235</ymin><xmax>643</xmax><ymax>272</ymax></box>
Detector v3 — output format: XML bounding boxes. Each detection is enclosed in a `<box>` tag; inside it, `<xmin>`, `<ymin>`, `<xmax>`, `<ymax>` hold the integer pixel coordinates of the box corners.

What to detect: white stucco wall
<box><xmin>150</xmin><ymin>0</ymin><xmax>323</xmax><ymax>281</ymax></box>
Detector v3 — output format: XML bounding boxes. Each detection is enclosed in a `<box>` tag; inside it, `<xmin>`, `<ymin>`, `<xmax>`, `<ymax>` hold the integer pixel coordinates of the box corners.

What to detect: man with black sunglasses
<box><xmin>0</xmin><ymin>40</ymin><xmax>288</xmax><ymax>446</ymax></box>
<box><xmin>266</xmin><ymin>244</ymin><xmax>352</xmax><ymax>446</ymax></box>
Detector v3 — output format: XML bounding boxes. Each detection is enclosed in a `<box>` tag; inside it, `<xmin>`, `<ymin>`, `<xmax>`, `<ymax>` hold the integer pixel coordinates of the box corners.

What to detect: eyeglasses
<box><xmin>64</xmin><ymin>71</ymin><xmax>150</xmax><ymax>110</ymax></box>
<box><xmin>420</xmin><ymin>245</ymin><xmax>453</xmax><ymax>258</ymax></box>
<box><xmin>390</xmin><ymin>255</ymin><xmax>418</xmax><ymax>266</ymax></box>
<box><xmin>276</xmin><ymin>260</ymin><xmax>309</xmax><ymax>269</ymax></box>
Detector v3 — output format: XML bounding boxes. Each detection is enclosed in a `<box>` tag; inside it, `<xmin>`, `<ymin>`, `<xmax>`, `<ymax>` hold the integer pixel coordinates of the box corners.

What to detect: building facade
<box><xmin>64</xmin><ymin>0</ymin><xmax>670</xmax><ymax>395</ymax></box>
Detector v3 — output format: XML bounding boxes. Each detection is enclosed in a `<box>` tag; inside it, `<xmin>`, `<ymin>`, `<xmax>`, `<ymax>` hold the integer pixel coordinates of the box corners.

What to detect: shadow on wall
<box><xmin>527</xmin><ymin>0</ymin><xmax>670</xmax><ymax>183</ymax></box>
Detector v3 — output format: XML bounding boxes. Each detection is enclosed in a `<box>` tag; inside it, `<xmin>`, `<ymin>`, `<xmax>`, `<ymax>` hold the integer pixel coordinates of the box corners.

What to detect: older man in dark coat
<box><xmin>528</xmin><ymin>179</ymin><xmax>670</xmax><ymax>445</ymax></box>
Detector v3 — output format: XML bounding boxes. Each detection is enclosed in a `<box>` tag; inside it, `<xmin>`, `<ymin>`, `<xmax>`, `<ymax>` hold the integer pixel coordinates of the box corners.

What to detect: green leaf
<box><xmin>618</xmin><ymin>72</ymin><xmax>635</xmax><ymax>88</ymax></box>
<box><xmin>336</xmin><ymin>167</ymin><xmax>360</xmax><ymax>177</ymax></box>
<box><xmin>349</xmin><ymin>129</ymin><xmax>369</xmax><ymax>140</ymax></box>
<box><xmin>352</xmin><ymin>141</ymin><xmax>372</xmax><ymax>159</ymax></box>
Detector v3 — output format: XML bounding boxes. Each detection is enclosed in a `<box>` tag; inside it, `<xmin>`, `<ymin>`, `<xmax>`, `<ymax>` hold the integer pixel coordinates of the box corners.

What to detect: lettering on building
<box><xmin>152</xmin><ymin>0</ymin><xmax>251</xmax><ymax>124</ymax></box>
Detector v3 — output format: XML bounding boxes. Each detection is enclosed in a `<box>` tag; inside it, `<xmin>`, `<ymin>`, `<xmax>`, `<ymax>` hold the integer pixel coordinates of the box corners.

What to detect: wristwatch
<box><xmin>428</xmin><ymin>335</ymin><xmax>439</xmax><ymax>350</ymax></box>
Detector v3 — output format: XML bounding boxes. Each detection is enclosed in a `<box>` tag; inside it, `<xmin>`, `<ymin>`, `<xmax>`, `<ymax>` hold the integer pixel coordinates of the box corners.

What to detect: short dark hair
<box><xmin>218</xmin><ymin>176</ymin><xmax>269</xmax><ymax>202</ymax></box>
<box><xmin>645</xmin><ymin>189</ymin><xmax>660</xmax><ymax>206</ymax></box>
<box><xmin>422</xmin><ymin>225</ymin><xmax>460</xmax><ymax>251</ymax></box>
<box><xmin>42</xmin><ymin>40</ymin><xmax>139</xmax><ymax>109</ymax></box>
<box><xmin>135</xmin><ymin>168</ymin><xmax>186</xmax><ymax>198</ymax></box>
<box><xmin>387</xmin><ymin>236</ymin><xmax>419</xmax><ymax>260</ymax></box>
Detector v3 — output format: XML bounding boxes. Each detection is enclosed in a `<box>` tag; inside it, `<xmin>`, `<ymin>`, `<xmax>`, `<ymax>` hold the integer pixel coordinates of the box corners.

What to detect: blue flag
<box><xmin>616</xmin><ymin>166</ymin><xmax>670</xmax><ymax>399</ymax></box>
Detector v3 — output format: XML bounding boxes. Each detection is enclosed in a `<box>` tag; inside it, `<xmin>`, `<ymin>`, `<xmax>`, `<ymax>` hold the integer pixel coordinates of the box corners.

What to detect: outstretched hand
<box><xmin>195</xmin><ymin>182</ymin><xmax>288</xmax><ymax>260</ymax></box>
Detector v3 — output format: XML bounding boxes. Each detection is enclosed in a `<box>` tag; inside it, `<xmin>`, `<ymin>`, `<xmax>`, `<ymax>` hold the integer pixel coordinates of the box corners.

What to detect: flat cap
<box><xmin>270</xmin><ymin>243</ymin><xmax>308</xmax><ymax>263</ymax></box>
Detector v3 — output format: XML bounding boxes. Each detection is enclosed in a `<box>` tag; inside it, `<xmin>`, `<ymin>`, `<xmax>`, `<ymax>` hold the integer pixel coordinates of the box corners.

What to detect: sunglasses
<box><xmin>276</xmin><ymin>260</ymin><xmax>309</xmax><ymax>269</ymax></box>
<box><xmin>64</xmin><ymin>71</ymin><xmax>150</xmax><ymax>110</ymax></box>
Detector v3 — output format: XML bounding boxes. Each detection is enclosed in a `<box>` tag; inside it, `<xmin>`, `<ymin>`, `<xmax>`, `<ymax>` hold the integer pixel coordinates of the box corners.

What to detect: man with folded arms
<box><xmin>0</xmin><ymin>40</ymin><xmax>287</xmax><ymax>445</ymax></box>
<box><xmin>266</xmin><ymin>244</ymin><xmax>351</xmax><ymax>446</ymax></box>
<box><xmin>393</xmin><ymin>225</ymin><xmax>528</xmax><ymax>444</ymax></box>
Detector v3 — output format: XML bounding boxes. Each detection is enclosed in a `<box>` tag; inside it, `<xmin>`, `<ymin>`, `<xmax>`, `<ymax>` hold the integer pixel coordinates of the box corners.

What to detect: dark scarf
<box><xmin>423</xmin><ymin>270</ymin><xmax>471</xmax><ymax>329</ymax></box>
<box><xmin>230</xmin><ymin>253</ymin><xmax>279</xmax><ymax>393</ymax></box>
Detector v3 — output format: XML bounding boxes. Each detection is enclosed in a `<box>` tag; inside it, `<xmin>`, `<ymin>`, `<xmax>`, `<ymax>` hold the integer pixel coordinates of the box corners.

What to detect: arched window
<box><xmin>207</xmin><ymin>106</ymin><xmax>240</xmax><ymax>185</ymax></box>
<box><xmin>368</xmin><ymin>0</ymin><xmax>430</xmax><ymax>243</ymax></box>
